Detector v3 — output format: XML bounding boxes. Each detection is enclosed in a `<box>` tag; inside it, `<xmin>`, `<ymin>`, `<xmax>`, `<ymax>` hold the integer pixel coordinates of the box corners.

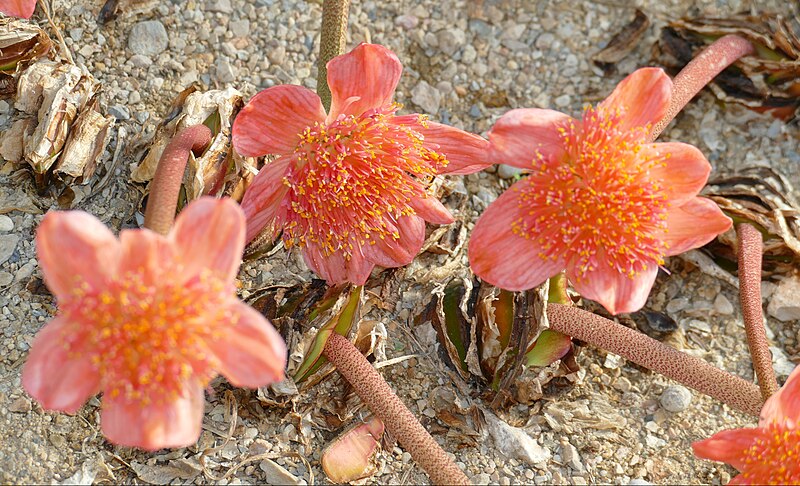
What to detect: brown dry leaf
<box><xmin>54</xmin><ymin>97</ymin><xmax>114</xmax><ymax>183</ymax></box>
<box><xmin>592</xmin><ymin>9</ymin><xmax>650</xmax><ymax>70</ymax></box>
<box><xmin>0</xmin><ymin>18</ymin><xmax>53</xmax><ymax>75</ymax></box>
<box><xmin>134</xmin><ymin>86</ymin><xmax>258</xmax><ymax>203</ymax></box>
<box><xmin>654</xmin><ymin>12</ymin><xmax>800</xmax><ymax>119</ymax></box>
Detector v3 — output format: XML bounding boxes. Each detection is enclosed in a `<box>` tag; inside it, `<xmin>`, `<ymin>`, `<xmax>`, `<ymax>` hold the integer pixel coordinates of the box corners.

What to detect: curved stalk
<box><xmin>548</xmin><ymin>304</ymin><xmax>763</xmax><ymax>416</ymax></box>
<box><xmin>737</xmin><ymin>223</ymin><xmax>779</xmax><ymax>399</ymax></box>
<box><xmin>143</xmin><ymin>125</ymin><xmax>212</xmax><ymax>235</ymax></box>
<box><xmin>317</xmin><ymin>0</ymin><xmax>351</xmax><ymax>111</ymax></box>
<box><xmin>650</xmin><ymin>35</ymin><xmax>754</xmax><ymax>140</ymax></box>
<box><xmin>323</xmin><ymin>333</ymin><xmax>469</xmax><ymax>485</ymax></box>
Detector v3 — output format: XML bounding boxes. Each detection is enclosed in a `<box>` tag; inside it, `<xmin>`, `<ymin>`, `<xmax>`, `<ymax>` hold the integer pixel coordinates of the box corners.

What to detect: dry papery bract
<box><xmin>0</xmin><ymin>18</ymin><xmax>53</xmax><ymax>97</ymax></box>
<box><xmin>0</xmin><ymin>59</ymin><xmax>113</xmax><ymax>190</ymax></box>
<box><xmin>134</xmin><ymin>86</ymin><xmax>260</xmax><ymax>205</ymax></box>
<box><xmin>655</xmin><ymin>12</ymin><xmax>800</xmax><ymax>119</ymax></box>
<box><xmin>705</xmin><ymin>166</ymin><xmax>800</xmax><ymax>275</ymax></box>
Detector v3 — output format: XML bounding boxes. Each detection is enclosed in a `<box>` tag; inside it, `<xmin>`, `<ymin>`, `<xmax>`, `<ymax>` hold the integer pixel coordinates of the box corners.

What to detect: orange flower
<box><xmin>468</xmin><ymin>68</ymin><xmax>731</xmax><ymax>314</ymax></box>
<box><xmin>693</xmin><ymin>365</ymin><xmax>800</xmax><ymax>484</ymax></box>
<box><xmin>0</xmin><ymin>0</ymin><xmax>35</xmax><ymax>18</ymax></box>
<box><xmin>22</xmin><ymin>197</ymin><xmax>286</xmax><ymax>450</ymax></box>
<box><xmin>233</xmin><ymin>43</ymin><xmax>490</xmax><ymax>285</ymax></box>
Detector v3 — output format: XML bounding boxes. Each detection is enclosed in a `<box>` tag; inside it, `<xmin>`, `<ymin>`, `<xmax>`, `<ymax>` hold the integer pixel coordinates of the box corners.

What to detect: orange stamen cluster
<box><xmin>280</xmin><ymin>105</ymin><xmax>448</xmax><ymax>258</ymax></box>
<box><xmin>739</xmin><ymin>424</ymin><xmax>800</xmax><ymax>483</ymax></box>
<box><xmin>58</xmin><ymin>269</ymin><xmax>232</xmax><ymax>406</ymax></box>
<box><xmin>512</xmin><ymin>106</ymin><xmax>669</xmax><ymax>279</ymax></box>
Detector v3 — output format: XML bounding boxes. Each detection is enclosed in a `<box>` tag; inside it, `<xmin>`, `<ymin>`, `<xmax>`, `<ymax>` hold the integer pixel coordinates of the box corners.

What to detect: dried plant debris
<box><xmin>655</xmin><ymin>12</ymin><xmax>800</xmax><ymax>119</ymax></box>
<box><xmin>134</xmin><ymin>86</ymin><xmax>259</xmax><ymax>206</ymax></box>
<box><xmin>321</xmin><ymin>415</ymin><xmax>385</xmax><ymax>483</ymax></box>
<box><xmin>592</xmin><ymin>9</ymin><xmax>650</xmax><ymax>71</ymax></box>
<box><xmin>0</xmin><ymin>18</ymin><xmax>53</xmax><ymax>98</ymax></box>
<box><xmin>0</xmin><ymin>60</ymin><xmax>112</xmax><ymax>190</ymax></box>
<box><xmin>705</xmin><ymin>166</ymin><xmax>800</xmax><ymax>274</ymax></box>
<box><xmin>417</xmin><ymin>278</ymin><xmax>576</xmax><ymax>407</ymax></box>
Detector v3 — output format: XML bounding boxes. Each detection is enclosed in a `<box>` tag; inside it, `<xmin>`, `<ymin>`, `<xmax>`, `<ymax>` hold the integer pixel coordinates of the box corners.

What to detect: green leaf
<box><xmin>525</xmin><ymin>330</ymin><xmax>572</xmax><ymax>367</ymax></box>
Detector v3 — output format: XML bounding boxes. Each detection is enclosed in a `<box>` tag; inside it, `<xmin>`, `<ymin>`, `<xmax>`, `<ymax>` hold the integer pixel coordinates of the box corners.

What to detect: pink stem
<box><xmin>548</xmin><ymin>304</ymin><xmax>763</xmax><ymax>416</ymax></box>
<box><xmin>737</xmin><ymin>224</ymin><xmax>779</xmax><ymax>399</ymax></box>
<box><xmin>143</xmin><ymin>125</ymin><xmax>212</xmax><ymax>235</ymax></box>
<box><xmin>649</xmin><ymin>35</ymin><xmax>754</xmax><ymax>141</ymax></box>
<box><xmin>323</xmin><ymin>333</ymin><xmax>469</xmax><ymax>485</ymax></box>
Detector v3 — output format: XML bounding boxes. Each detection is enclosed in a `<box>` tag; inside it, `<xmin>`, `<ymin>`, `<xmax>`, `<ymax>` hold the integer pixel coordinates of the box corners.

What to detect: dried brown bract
<box><xmin>0</xmin><ymin>18</ymin><xmax>53</xmax><ymax>98</ymax></box>
<box><xmin>592</xmin><ymin>9</ymin><xmax>650</xmax><ymax>71</ymax></box>
<box><xmin>654</xmin><ymin>12</ymin><xmax>800</xmax><ymax>119</ymax></box>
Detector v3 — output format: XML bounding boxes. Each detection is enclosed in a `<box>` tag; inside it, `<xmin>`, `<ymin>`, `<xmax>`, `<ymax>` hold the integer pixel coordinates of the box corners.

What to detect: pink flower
<box><xmin>468</xmin><ymin>68</ymin><xmax>732</xmax><ymax>314</ymax></box>
<box><xmin>22</xmin><ymin>197</ymin><xmax>286</xmax><ymax>450</ymax></box>
<box><xmin>233</xmin><ymin>43</ymin><xmax>490</xmax><ymax>285</ymax></box>
<box><xmin>693</xmin><ymin>365</ymin><xmax>800</xmax><ymax>484</ymax></box>
<box><xmin>0</xmin><ymin>0</ymin><xmax>35</xmax><ymax>18</ymax></box>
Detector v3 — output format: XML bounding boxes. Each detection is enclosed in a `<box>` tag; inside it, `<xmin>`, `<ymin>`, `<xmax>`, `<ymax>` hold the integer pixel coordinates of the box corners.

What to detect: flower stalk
<box><xmin>323</xmin><ymin>333</ymin><xmax>469</xmax><ymax>485</ymax></box>
<box><xmin>143</xmin><ymin>125</ymin><xmax>212</xmax><ymax>235</ymax></box>
<box><xmin>547</xmin><ymin>304</ymin><xmax>763</xmax><ymax>416</ymax></box>
<box><xmin>737</xmin><ymin>223</ymin><xmax>779</xmax><ymax>399</ymax></box>
<box><xmin>650</xmin><ymin>35</ymin><xmax>754</xmax><ymax>140</ymax></box>
<box><xmin>317</xmin><ymin>0</ymin><xmax>351</xmax><ymax>111</ymax></box>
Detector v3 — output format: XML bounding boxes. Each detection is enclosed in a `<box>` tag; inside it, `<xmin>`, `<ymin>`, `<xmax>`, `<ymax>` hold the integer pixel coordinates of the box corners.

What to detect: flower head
<box><xmin>468</xmin><ymin>68</ymin><xmax>732</xmax><ymax>314</ymax></box>
<box><xmin>22</xmin><ymin>197</ymin><xmax>286</xmax><ymax>450</ymax></box>
<box><xmin>233</xmin><ymin>43</ymin><xmax>490</xmax><ymax>285</ymax></box>
<box><xmin>693</xmin><ymin>365</ymin><xmax>800</xmax><ymax>484</ymax></box>
<box><xmin>0</xmin><ymin>0</ymin><xmax>35</xmax><ymax>18</ymax></box>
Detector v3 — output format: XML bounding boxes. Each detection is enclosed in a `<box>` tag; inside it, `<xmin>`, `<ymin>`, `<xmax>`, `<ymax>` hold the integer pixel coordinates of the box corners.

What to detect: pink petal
<box><xmin>569</xmin><ymin>257</ymin><xmax>658</xmax><ymax>315</ymax></box>
<box><xmin>101</xmin><ymin>385</ymin><xmax>205</xmax><ymax>450</ymax></box>
<box><xmin>327</xmin><ymin>43</ymin><xmax>402</xmax><ymax>120</ymax></box>
<box><xmin>233</xmin><ymin>85</ymin><xmax>326</xmax><ymax>157</ymax></box>
<box><xmin>662</xmin><ymin>197</ymin><xmax>732</xmax><ymax>257</ymax></box>
<box><xmin>302</xmin><ymin>243</ymin><xmax>375</xmax><ymax>285</ymax></box>
<box><xmin>642</xmin><ymin>142</ymin><xmax>711</xmax><ymax>206</ymax></box>
<box><xmin>36</xmin><ymin>210</ymin><xmax>121</xmax><ymax>299</ymax></box>
<box><xmin>599</xmin><ymin>68</ymin><xmax>672</xmax><ymax>132</ymax></box>
<box><xmin>409</xmin><ymin>196</ymin><xmax>454</xmax><ymax>225</ymax></box>
<box><xmin>209</xmin><ymin>300</ymin><xmax>286</xmax><ymax>388</ymax></box>
<box><xmin>168</xmin><ymin>197</ymin><xmax>246</xmax><ymax>283</ymax></box>
<box><xmin>487</xmin><ymin>108</ymin><xmax>572</xmax><ymax>169</ymax></box>
<box><xmin>22</xmin><ymin>316</ymin><xmax>100</xmax><ymax>414</ymax></box>
<box><xmin>361</xmin><ymin>215</ymin><xmax>426</xmax><ymax>268</ymax></box>
<box><xmin>0</xmin><ymin>0</ymin><xmax>36</xmax><ymax>18</ymax></box>
<box><xmin>418</xmin><ymin>121</ymin><xmax>491</xmax><ymax>175</ymax></box>
<box><xmin>240</xmin><ymin>156</ymin><xmax>292</xmax><ymax>242</ymax></box>
<box><xmin>118</xmin><ymin>228</ymin><xmax>175</xmax><ymax>285</ymax></box>
<box><xmin>692</xmin><ymin>428</ymin><xmax>765</xmax><ymax>471</ymax></box>
<box><xmin>760</xmin><ymin>364</ymin><xmax>800</xmax><ymax>427</ymax></box>
<box><xmin>468</xmin><ymin>181</ymin><xmax>566</xmax><ymax>291</ymax></box>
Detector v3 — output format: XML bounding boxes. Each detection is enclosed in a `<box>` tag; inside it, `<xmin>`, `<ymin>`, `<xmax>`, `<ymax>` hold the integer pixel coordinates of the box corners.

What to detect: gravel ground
<box><xmin>1</xmin><ymin>0</ymin><xmax>798</xmax><ymax>484</ymax></box>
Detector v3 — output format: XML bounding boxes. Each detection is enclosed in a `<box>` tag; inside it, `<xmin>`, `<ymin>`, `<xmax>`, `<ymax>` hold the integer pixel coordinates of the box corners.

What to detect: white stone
<box><xmin>767</xmin><ymin>274</ymin><xmax>800</xmax><ymax>321</ymax></box>
<box><xmin>483</xmin><ymin>409</ymin><xmax>550</xmax><ymax>465</ymax></box>
<box><xmin>411</xmin><ymin>80</ymin><xmax>441</xmax><ymax>115</ymax></box>
<box><xmin>713</xmin><ymin>293</ymin><xmax>734</xmax><ymax>315</ymax></box>
<box><xmin>128</xmin><ymin>20</ymin><xmax>168</xmax><ymax>57</ymax></box>
<box><xmin>0</xmin><ymin>234</ymin><xmax>19</xmax><ymax>265</ymax></box>
<box><xmin>0</xmin><ymin>215</ymin><xmax>13</xmax><ymax>232</ymax></box>
<box><xmin>659</xmin><ymin>385</ymin><xmax>692</xmax><ymax>413</ymax></box>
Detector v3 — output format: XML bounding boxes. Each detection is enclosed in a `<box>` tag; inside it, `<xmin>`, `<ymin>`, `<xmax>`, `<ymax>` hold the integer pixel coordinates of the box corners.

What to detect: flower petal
<box><xmin>233</xmin><ymin>85</ymin><xmax>326</xmax><ymax>157</ymax></box>
<box><xmin>662</xmin><ymin>197</ymin><xmax>732</xmax><ymax>257</ymax></box>
<box><xmin>168</xmin><ymin>197</ymin><xmax>246</xmax><ymax>282</ymax></box>
<box><xmin>569</xmin><ymin>257</ymin><xmax>659</xmax><ymax>315</ymax></box>
<box><xmin>468</xmin><ymin>181</ymin><xmax>566</xmax><ymax>291</ymax></box>
<box><xmin>118</xmin><ymin>229</ymin><xmax>175</xmax><ymax>284</ymax></box>
<box><xmin>417</xmin><ymin>121</ymin><xmax>491</xmax><ymax>175</ymax></box>
<box><xmin>241</xmin><ymin>156</ymin><xmax>292</xmax><ymax>242</ymax></box>
<box><xmin>692</xmin><ymin>428</ymin><xmax>765</xmax><ymax>471</ymax></box>
<box><xmin>0</xmin><ymin>0</ymin><xmax>36</xmax><ymax>18</ymax></box>
<box><xmin>361</xmin><ymin>215</ymin><xmax>426</xmax><ymax>268</ymax></box>
<box><xmin>36</xmin><ymin>210</ymin><xmax>121</xmax><ymax>299</ymax></box>
<box><xmin>760</xmin><ymin>364</ymin><xmax>800</xmax><ymax>427</ymax></box>
<box><xmin>302</xmin><ymin>243</ymin><xmax>375</xmax><ymax>285</ymax></box>
<box><xmin>487</xmin><ymin>108</ymin><xmax>572</xmax><ymax>169</ymax></box>
<box><xmin>210</xmin><ymin>300</ymin><xmax>287</xmax><ymax>388</ymax></box>
<box><xmin>409</xmin><ymin>196</ymin><xmax>454</xmax><ymax>225</ymax></box>
<box><xmin>22</xmin><ymin>316</ymin><xmax>100</xmax><ymax>414</ymax></box>
<box><xmin>101</xmin><ymin>385</ymin><xmax>205</xmax><ymax>450</ymax></box>
<box><xmin>642</xmin><ymin>142</ymin><xmax>711</xmax><ymax>206</ymax></box>
<box><xmin>599</xmin><ymin>67</ymin><xmax>672</xmax><ymax>132</ymax></box>
<box><xmin>327</xmin><ymin>43</ymin><xmax>402</xmax><ymax>120</ymax></box>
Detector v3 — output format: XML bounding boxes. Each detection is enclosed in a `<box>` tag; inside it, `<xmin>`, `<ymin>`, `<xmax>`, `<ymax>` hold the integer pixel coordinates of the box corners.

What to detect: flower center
<box><xmin>513</xmin><ymin>106</ymin><xmax>669</xmax><ymax>279</ymax></box>
<box><xmin>741</xmin><ymin>424</ymin><xmax>800</xmax><ymax>484</ymax></box>
<box><xmin>59</xmin><ymin>269</ymin><xmax>232</xmax><ymax>406</ymax></box>
<box><xmin>280</xmin><ymin>105</ymin><xmax>448</xmax><ymax>258</ymax></box>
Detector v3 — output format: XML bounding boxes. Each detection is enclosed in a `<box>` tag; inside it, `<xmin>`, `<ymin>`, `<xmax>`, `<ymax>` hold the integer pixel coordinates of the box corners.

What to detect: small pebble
<box><xmin>128</xmin><ymin>20</ymin><xmax>169</xmax><ymax>56</ymax></box>
<box><xmin>0</xmin><ymin>215</ymin><xmax>13</xmax><ymax>232</ymax></box>
<box><xmin>659</xmin><ymin>385</ymin><xmax>692</xmax><ymax>413</ymax></box>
